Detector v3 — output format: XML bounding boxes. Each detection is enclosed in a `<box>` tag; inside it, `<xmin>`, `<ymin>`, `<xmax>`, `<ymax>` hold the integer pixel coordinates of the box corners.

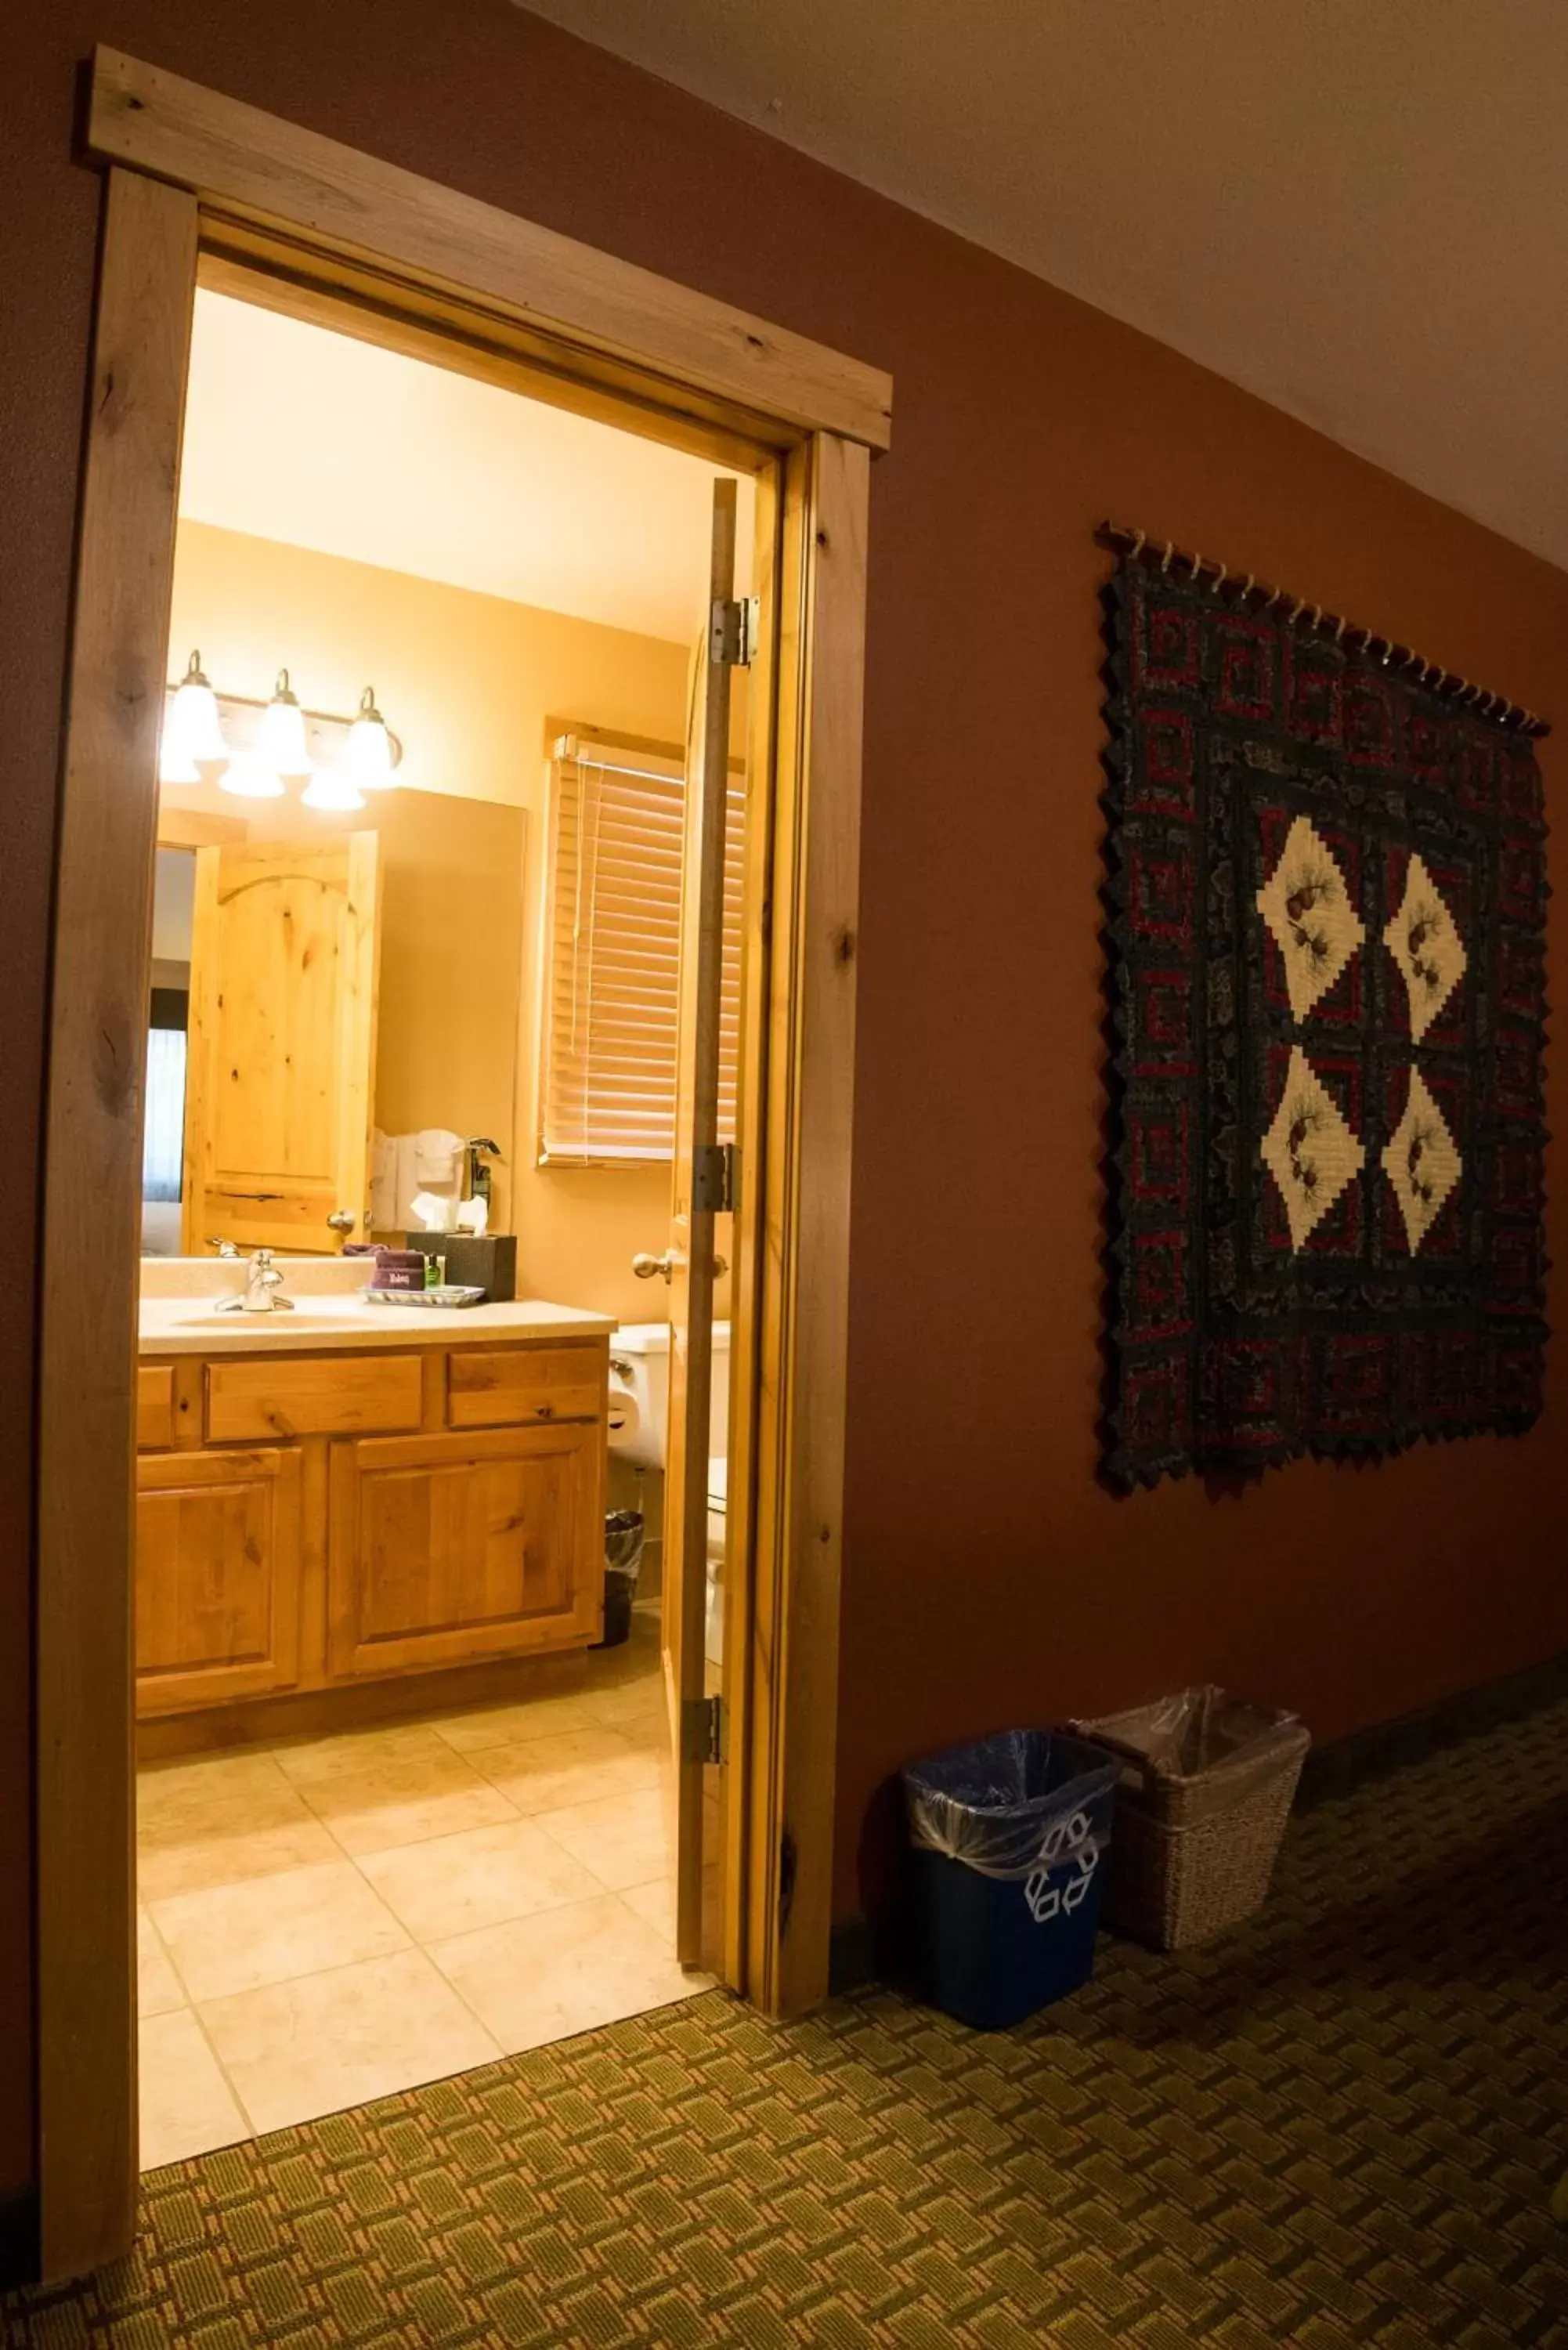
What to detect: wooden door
<box><xmin>663</xmin><ymin>480</ymin><xmax>740</xmax><ymax>1967</ymax></box>
<box><xmin>135</xmin><ymin>1448</ymin><xmax>302</xmax><ymax>1715</ymax></box>
<box><xmin>327</xmin><ymin>1422</ymin><xmax>602</xmax><ymax>1679</ymax></box>
<box><xmin>181</xmin><ymin>834</ymin><xmax>381</xmax><ymax>1253</ymax></box>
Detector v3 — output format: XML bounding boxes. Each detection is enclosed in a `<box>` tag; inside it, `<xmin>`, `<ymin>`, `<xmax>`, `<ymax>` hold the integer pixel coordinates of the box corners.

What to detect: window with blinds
<box><xmin>540</xmin><ymin>733</ymin><xmax>745</xmax><ymax>1163</ymax></box>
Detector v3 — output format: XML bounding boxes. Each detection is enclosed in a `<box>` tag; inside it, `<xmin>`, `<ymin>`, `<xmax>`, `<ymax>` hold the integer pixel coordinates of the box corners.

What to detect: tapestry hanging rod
<box><xmin>1095</xmin><ymin>519</ymin><xmax>1550</xmax><ymax>738</ymax></box>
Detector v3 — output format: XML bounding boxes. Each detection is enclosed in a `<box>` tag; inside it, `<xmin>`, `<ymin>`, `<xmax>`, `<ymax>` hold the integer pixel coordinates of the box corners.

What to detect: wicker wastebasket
<box><xmin>1074</xmin><ymin>1687</ymin><xmax>1310</xmax><ymax>1950</ymax></box>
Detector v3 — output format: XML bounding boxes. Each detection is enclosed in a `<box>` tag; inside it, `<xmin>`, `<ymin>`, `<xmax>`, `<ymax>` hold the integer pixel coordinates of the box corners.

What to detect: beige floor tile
<box><xmin>136</xmin><ymin>1907</ymin><xmax>186</xmax><ymax>2018</ymax></box>
<box><xmin>137</xmin><ymin>1812</ymin><xmax>343</xmax><ymax>1905</ymax></box>
<box><xmin>473</xmin><ymin>1727</ymin><xmax>659</xmax><ymax>1816</ymax></box>
<box><xmin>604</xmin><ymin>1710</ymin><xmax>670</xmax><ymax>1757</ymax></box>
<box><xmin>428</xmin><ymin>1896</ymin><xmax>703</xmax><ymax>2053</ymax></box>
<box><xmin>429</xmin><ymin>1694</ymin><xmax>600</xmax><ymax>1752</ymax></box>
<box><xmin>139</xmin><ymin>2010</ymin><xmax>249</xmax><ymax>2170</ymax></box>
<box><xmin>617</xmin><ymin>1876</ymin><xmax>674</xmax><ymax>1945</ymax></box>
<box><xmin>359</xmin><ymin>1817</ymin><xmax>604</xmax><ymax>1943</ymax></box>
<box><xmin>299</xmin><ymin>1748</ymin><xmax>518</xmax><ymax>1858</ymax></box>
<box><xmin>575</xmin><ymin>1676</ymin><xmax>665</xmax><ymax>1730</ymax></box>
<box><xmin>151</xmin><ymin>1861</ymin><xmax>410</xmax><ymax>2001</ymax></box>
<box><xmin>138</xmin><ymin>1752</ymin><xmax>305</xmax><ymax>1840</ymax></box>
<box><xmin>531</xmin><ymin>1788</ymin><xmax>669</xmax><ymax>1891</ymax></box>
<box><xmin>201</xmin><ymin>1948</ymin><xmax>500</xmax><ymax>2135</ymax></box>
<box><xmin>271</xmin><ymin>1720</ymin><xmax>457</xmax><ymax>1788</ymax></box>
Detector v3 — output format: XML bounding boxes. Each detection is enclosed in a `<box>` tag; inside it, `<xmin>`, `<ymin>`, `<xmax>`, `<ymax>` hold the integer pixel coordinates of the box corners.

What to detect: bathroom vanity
<box><xmin>135</xmin><ymin>1259</ymin><xmax>615</xmax><ymax>1734</ymax></box>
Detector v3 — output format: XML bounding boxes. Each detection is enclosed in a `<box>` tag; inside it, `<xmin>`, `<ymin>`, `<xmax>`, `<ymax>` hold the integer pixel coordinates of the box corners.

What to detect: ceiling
<box><xmin>521</xmin><ymin>0</ymin><xmax>1568</xmax><ymax>570</ymax></box>
<box><xmin>179</xmin><ymin>291</ymin><xmax>740</xmax><ymax>642</ymax></box>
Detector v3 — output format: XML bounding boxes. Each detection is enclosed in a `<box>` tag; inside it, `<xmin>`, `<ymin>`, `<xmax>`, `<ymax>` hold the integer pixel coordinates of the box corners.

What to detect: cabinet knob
<box><xmin>326</xmin><ymin>1209</ymin><xmax>357</xmax><ymax>1233</ymax></box>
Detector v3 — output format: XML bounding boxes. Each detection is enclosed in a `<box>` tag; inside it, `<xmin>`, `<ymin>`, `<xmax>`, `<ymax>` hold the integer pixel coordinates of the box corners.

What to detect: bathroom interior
<box><xmin>135</xmin><ymin>281</ymin><xmax>747</xmax><ymax>2166</ymax></box>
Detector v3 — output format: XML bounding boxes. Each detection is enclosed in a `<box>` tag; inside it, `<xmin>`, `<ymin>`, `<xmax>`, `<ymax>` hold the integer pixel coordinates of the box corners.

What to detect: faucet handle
<box><xmin>208</xmin><ymin>1237</ymin><xmax>240</xmax><ymax>1259</ymax></box>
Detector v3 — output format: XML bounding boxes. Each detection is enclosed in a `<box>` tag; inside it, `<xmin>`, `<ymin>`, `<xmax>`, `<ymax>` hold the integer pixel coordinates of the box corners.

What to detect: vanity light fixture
<box><xmin>219</xmin><ymin>750</ymin><xmax>287</xmax><ymax>800</ymax></box>
<box><xmin>300</xmin><ymin>767</ymin><xmax>367</xmax><ymax>812</ymax></box>
<box><xmin>165</xmin><ymin>649</ymin><xmax>226</xmax><ymax>773</ymax></box>
<box><xmin>162</xmin><ymin>660</ymin><xmax>401</xmax><ymax>806</ymax></box>
<box><xmin>259</xmin><ymin>668</ymin><xmax>312</xmax><ymax>778</ymax></box>
<box><xmin>345</xmin><ymin>687</ymin><xmax>395</xmax><ymax>787</ymax></box>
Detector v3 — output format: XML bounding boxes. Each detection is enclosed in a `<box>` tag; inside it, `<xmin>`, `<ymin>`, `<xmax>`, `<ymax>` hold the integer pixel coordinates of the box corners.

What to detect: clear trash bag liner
<box><xmin>1082</xmin><ymin>1685</ymin><xmax>1306</xmax><ymax>1821</ymax></box>
<box><xmin>902</xmin><ymin>1730</ymin><xmax>1118</xmax><ymax>1884</ymax></box>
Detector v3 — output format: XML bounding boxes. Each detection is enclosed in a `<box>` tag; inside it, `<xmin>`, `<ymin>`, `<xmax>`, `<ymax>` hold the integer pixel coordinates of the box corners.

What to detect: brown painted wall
<box><xmin>4</xmin><ymin>2</ymin><xmax>1565</xmax><ymax>2196</ymax></box>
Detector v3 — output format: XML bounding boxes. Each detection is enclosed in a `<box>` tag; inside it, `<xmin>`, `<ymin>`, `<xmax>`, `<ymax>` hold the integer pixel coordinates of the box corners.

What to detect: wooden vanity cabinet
<box><xmin>135</xmin><ymin>1335</ymin><xmax>608</xmax><ymax>1721</ymax></box>
<box><xmin>327</xmin><ymin>1421</ymin><xmax>602</xmax><ymax>1679</ymax></box>
<box><xmin>135</xmin><ymin>1447</ymin><xmax>302</xmax><ymax>1713</ymax></box>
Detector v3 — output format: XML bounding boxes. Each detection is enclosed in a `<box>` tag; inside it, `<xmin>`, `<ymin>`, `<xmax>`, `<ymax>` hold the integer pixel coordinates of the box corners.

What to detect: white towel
<box><xmin>413</xmin><ymin>1128</ymin><xmax>466</xmax><ymax>1187</ymax></box>
<box><xmin>371</xmin><ymin>1129</ymin><xmax>466</xmax><ymax>1234</ymax></box>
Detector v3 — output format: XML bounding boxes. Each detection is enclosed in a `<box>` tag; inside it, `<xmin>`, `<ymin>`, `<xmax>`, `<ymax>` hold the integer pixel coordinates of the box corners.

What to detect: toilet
<box><xmin>608</xmin><ymin>1321</ymin><xmax>730</xmax><ymax>1666</ymax></box>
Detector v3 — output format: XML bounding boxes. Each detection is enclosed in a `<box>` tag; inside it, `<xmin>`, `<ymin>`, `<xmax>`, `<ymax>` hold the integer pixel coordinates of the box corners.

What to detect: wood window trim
<box><xmin>36</xmin><ymin>54</ymin><xmax>883</xmax><ymax>2282</ymax></box>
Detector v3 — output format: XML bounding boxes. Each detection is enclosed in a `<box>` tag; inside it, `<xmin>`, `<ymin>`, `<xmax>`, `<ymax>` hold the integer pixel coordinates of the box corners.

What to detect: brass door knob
<box><xmin>326</xmin><ymin>1209</ymin><xmax>357</xmax><ymax>1233</ymax></box>
<box><xmin>632</xmin><ymin>1251</ymin><xmax>675</xmax><ymax>1282</ymax></box>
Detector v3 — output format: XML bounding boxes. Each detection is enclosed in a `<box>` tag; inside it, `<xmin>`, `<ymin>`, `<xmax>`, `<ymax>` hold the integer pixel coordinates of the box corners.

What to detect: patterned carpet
<box><xmin>7</xmin><ymin>1701</ymin><xmax>1566</xmax><ymax>2347</ymax></box>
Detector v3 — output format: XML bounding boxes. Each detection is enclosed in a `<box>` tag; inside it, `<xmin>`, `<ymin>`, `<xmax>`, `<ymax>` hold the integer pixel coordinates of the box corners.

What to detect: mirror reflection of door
<box><xmin>180</xmin><ymin>836</ymin><xmax>382</xmax><ymax>1254</ymax></box>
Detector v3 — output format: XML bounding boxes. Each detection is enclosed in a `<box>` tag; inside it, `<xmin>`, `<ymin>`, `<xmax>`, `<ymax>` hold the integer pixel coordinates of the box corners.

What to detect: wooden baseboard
<box><xmin>1297</xmin><ymin>1650</ymin><xmax>1568</xmax><ymax>1809</ymax></box>
<box><xmin>136</xmin><ymin>1647</ymin><xmax>594</xmax><ymax>1761</ymax></box>
<box><xmin>0</xmin><ymin>2189</ymin><xmax>40</xmax><ymax>2290</ymax></box>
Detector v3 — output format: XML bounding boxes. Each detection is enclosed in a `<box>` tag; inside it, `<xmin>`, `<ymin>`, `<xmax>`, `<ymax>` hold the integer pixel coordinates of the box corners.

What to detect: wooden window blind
<box><xmin>540</xmin><ymin>733</ymin><xmax>744</xmax><ymax>1163</ymax></box>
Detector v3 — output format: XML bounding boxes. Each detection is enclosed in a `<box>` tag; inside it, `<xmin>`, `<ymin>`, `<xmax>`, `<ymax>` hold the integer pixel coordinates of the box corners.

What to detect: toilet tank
<box><xmin>609</xmin><ymin>1321</ymin><xmax>730</xmax><ymax>1471</ymax></box>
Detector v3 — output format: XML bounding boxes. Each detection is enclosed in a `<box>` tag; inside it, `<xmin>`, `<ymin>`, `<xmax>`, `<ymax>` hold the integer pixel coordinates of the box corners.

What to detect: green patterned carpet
<box><xmin>7</xmin><ymin>1701</ymin><xmax>1566</xmax><ymax>2347</ymax></box>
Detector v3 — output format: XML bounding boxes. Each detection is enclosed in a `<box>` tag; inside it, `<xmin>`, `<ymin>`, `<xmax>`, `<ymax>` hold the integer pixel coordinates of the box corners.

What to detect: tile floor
<box><xmin>136</xmin><ymin>1606</ymin><xmax>706</xmax><ymax>2168</ymax></box>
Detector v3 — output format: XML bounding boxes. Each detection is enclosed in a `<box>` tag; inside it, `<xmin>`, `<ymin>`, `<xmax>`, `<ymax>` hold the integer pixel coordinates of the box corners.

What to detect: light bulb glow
<box><xmin>301</xmin><ymin>768</ymin><xmax>367</xmax><ymax>812</ymax></box>
<box><xmin>219</xmin><ymin>751</ymin><xmax>286</xmax><ymax>800</ymax></box>
<box><xmin>345</xmin><ymin>687</ymin><xmax>395</xmax><ymax>786</ymax></box>
<box><xmin>168</xmin><ymin>650</ymin><xmax>226</xmax><ymax>767</ymax></box>
<box><xmin>259</xmin><ymin>667</ymin><xmax>311</xmax><ymax>777</ymax></box>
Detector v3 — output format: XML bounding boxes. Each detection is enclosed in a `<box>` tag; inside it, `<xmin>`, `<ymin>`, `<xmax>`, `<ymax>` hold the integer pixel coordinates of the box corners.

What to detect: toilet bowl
<box><xmin>608</xmin><ymin>1322</ymin><xmax>729</xmax><ymax>1667</ymax></box>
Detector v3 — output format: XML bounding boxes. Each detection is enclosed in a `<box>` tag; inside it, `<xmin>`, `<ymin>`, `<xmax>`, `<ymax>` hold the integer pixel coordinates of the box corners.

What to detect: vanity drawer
<box><xmin>137</xmin><ymin>1365</ymin><xmax>175</xmax><ymax>1451</ymax></box>
<box><xmin>206</xmin><ymin>1353</ymin><xmax>424</xmax><ymax>1443</ymax></box>
<box><xmin>447</xmin><ymin>1345</ymin><xmax>603</xmax><ymax>1430</ymax></box>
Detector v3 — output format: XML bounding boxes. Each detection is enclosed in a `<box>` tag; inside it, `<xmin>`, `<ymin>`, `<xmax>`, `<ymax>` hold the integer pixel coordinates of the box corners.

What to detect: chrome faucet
<box><xmin>208</xmin><ymin>1237</ymin><xmax>240</xmax><ymax>1259</ymax></box>
<box><xmin>214</xmin><ymin>1248</ymin><xmax>294</xmax><ymax>1313</ymax></box>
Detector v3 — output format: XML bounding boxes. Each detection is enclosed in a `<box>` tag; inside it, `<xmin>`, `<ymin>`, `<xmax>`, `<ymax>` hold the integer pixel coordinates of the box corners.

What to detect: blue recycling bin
<box><xmin>901</xmin><ymin>1730</ymin><xmax>1118</xmax><ymax>2030</ymax></box>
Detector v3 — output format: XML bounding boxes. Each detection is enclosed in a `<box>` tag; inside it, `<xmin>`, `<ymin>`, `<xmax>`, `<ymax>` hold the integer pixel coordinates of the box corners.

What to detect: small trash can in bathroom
<box><xmin>901</xmin><ymin>1730</ymin><xmax>1118</xmax><ymax>2030</ymax></box>
<box><xmin>594</xmin><ymin>1509</ymin><xmax>645</xmax><ymax>1649</ymax></box>
<box><xmin>1074</xmin><ymin>1685</ymin><xmax>1310</xmax><ymax>1950</ymax></box>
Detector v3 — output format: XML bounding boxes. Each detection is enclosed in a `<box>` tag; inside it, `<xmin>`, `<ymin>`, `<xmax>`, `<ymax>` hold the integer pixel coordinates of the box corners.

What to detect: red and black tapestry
<box><xmin>1101</xmin><ymin>554</ymin><xmax>1549</xmax><ymax>1488</ymax></box>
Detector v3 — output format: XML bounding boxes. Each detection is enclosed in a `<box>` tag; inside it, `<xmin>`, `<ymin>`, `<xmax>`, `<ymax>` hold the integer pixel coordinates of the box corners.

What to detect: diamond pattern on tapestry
<box><xmin>1259</xmin><ymin>1046</ymin><xmax>1367</xmax><ymax>1249</ymax></box>
<box><xmin>1255</xmin><ymin>813</ymin><xmax>1367</xmax><ymax>1019</ymax></box>
<box><xmin>1101</xmin><ymin>551</ymin><xmax>1548</xmax><ymax>1487</ymax></box>
<box><xmin>1382</xmin><ymin>1067</ymin><xmax>1463</xmax><ymax>1253</ymax></box>
<box><xmin>1383</xmin><ymin>850</ymin><xmax>1468</xmax><ymax>1040</ymax></box>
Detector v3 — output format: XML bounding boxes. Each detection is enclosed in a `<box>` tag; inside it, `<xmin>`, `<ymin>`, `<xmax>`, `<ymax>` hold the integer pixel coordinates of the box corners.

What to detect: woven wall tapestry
<box><xmin>1101</xmin><ymin>551</ymin><xmax>1549</xmax><ymax>1488</ymax></box>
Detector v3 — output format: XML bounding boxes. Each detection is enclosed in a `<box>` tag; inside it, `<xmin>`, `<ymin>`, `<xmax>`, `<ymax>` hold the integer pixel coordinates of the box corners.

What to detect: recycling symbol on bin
<box><xmin>1023</xmin><ymin>1807</ymin><xmax>1098</xmax><ymax>1926</ymax></box>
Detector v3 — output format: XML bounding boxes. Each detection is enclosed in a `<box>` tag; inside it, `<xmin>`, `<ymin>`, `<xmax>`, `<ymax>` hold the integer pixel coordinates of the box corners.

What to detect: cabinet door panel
<box><xmin>136</xmin><ymin>1448</ymin><xmax>302</xmax><ymax>1715</ymax></box>
<box><xmin>328</xmin><ymin>1424</ymin><xmax>601</xmax><ymax>1679</ymax></box>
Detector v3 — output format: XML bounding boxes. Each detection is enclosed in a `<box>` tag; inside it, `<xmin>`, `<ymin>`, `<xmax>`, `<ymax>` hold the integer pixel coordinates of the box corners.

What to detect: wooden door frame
<box><xmin>35</xmin><ymin>48</ymin><xmax>886</xmax><ymax>2280</ymax></box>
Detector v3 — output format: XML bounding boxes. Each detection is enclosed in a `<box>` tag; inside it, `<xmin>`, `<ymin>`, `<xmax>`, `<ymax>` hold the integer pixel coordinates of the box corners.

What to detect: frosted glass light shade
<box><xmin>345</xmin><ymin>687</ymin><xmax>395</xmax><ymax>786</ymax></box>
<box><xmin>158</xmin><ymin>721</ymin><xmax>201</xmax><ymax>787</ymax></box>
<box><xmin>168</xmin><ymin>650</ymin><xmax>226</xmax><ymax>767</ymax></box>
<box><xmin>301</xmin><ymin>768</ymin><xmax>366</xmax><ymax>812</ymax></box>
<box><xmin>219</xmin><ymin>751</ymin><xmax>286</xmax><ymax>800</ymax></box>
<box><xmin>259</xmin><ymin>669</ymin><xmax>311</xmax><ymax>777</ymax></box>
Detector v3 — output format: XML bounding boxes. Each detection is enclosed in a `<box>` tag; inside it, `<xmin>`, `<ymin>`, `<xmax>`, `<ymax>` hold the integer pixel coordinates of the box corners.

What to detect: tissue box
<box><xmin>406</xmin><ymin>1233</ymin><xmax>516</xmax><ymax>1302</ymax></box>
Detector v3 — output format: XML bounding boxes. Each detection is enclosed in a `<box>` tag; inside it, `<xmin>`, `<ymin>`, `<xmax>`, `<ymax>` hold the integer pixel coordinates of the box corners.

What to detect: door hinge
<box><xmin>692</xmin><ymin>1141</ymin><xmax>736</xmax><ymax>1215</ymax></box>
<box><xmin>709</xmin><ymin>595</ymin><xmax>759</xmax><ymax>668</ymax></box>
<box><xmin>682</xmin><ymin>1693</ymin><xmax>724</xmax><ymax>1766</ymax></box>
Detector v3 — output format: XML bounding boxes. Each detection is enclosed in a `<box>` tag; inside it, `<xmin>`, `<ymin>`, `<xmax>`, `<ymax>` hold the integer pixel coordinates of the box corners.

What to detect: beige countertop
<box><xmin>139</xmin><ymin>1257</ymin><xmax>616</xmax><ymax>1356</ymax></box>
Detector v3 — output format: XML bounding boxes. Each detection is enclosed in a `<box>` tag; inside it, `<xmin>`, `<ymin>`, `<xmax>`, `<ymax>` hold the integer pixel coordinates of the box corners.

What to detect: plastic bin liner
<box><xmin>1086</xmin><ymin>1686</ymin><xmax>1304</xmax><ymax>1821</ymax></box>
<box><xmin>903</xmin><ymin>1730</ymin><xmax>1118</xmax><ymax>1885</ymax></box>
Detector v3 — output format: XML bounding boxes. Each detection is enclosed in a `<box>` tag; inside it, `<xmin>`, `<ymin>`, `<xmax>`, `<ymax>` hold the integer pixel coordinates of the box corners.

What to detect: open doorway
<box><xmin>39</xmin><ymin>64</ymin><xmax>882</xmax><ymax>2276</ymax></box>
<box><xmin>134</xmin><ymin>283</ymin><xmax>750</xmax><ymax>2163</ymax></box>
